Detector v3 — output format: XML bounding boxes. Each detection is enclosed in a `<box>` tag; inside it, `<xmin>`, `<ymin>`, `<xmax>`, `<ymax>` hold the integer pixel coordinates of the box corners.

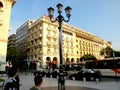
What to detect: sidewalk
<box><xmin>19</xmin><ymin>73</ymin><xmax>120</xmax><ymax>90</ymax></box>
<box><xmin>0</xmin><ymin>73</ymin><xmax>120</xmax><ymax>90</ymax></box>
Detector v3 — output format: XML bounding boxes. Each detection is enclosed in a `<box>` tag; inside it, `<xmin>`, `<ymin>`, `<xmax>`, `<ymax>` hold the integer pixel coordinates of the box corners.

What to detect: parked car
<box><xmin>33</xmin><ymin>68</ymin><xmax>48</xmax><ymax>77</ymax></box>
<box><xmin>69</xmin><ymin>69</ymin><xmax>102</xmax><ymax>81</ymax></box>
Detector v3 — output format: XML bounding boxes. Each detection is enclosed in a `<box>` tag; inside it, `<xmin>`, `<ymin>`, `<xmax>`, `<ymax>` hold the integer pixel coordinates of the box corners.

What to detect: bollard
<box><xmin>64</xmin><ymin>76</ymin><xmax>66</xmax><ymax>80</ymax></box>
<box><xmin>50</xmin><ymin>74</ymin><xmax>52</xmax><ymax>78</ymax></box>
<box><xmin>44</xmin><ymin>74</ymin><xmax>46</xmax><ymax>78</ymax></box>
<box><xmin>96</xmin><ymin>78</ymin><xmax>99</xmax><ymax>83</ymax></box>
<box><xmin>73</xmin><ymin>77</ymin><xmax>75</xmax><ymax>80</ymax></box>
<box><xmin>83</xmin><ymin>77</ymin><xmax>86</xmax><ymax>82</ymax></box>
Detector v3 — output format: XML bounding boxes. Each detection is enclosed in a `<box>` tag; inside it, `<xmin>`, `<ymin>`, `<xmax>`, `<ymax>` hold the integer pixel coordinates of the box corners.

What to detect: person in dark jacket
<box><xmin>29</xmin><ymin>75</ymin><xmax>43</xmax><ymax>90</ymax></box>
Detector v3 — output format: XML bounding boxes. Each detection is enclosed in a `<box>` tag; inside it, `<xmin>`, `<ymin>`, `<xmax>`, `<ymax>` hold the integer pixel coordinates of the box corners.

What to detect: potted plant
<box><xmin>0</xmin><ymin>78</ymin><xmax>4</xmax><ymax>87</ymax></box>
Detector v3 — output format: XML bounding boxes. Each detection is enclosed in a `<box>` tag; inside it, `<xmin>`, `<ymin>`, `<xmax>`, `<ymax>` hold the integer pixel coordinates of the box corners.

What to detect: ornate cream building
<box><xmin>27</xmin><ymin>15</ymin><xmax>111</xmax><ymax>68</ymax></box>
<box><xmin>0</xmin><ymin>0</ymin><xmax>16</xmax><ymax>71</ymax></box>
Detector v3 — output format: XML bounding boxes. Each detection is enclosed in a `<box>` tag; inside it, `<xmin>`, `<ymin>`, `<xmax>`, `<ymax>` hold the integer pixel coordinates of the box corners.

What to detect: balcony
<box><xmin>47</xmin><ymin>42</ymin><xmax>51</xmax><ymax>46</ymax></box>
<box><xmin>0</xmin><ymin>19</ymin><xmax>3</xmax><ymax>25</ymax></box>
<box><xmin>53</xmin><ymin>29</ymin><xmax>57</xmax><ymax>33</ymax></box>
<box><xmin>37</xmin><ymin>51</ymin><xmax>42</xmax><ymax>54</ymax></box>
<box><xmin>0</xmin><ymin>8</ymin><xmax>4</xmax><ymax>12</ymax></box>
<box><xmin>71</xmin><ymin>45</ymin><xmax>74</xmax><ymax>49</ymax></box>
<box><xmin>53</xmin><ymin>51</ymin><xmax>58</xmax><ymax>55</ymax></box>
<box><xmin>39</xmin><ymin>34</ymin><xmax>42</xmax><ymax>37</ymax></box>
<box><xmin>47</xmin><ymin>27</ymin><xmax>52</xmax><ymax>31</ymax></box>
<box><xmin>70</xmin><ymin>39</ymin><xmax>74</xmax><ymax>43</ymax></box>
<box><xmin>66</xmin><ymin>45</ymin><xmax>70</xmax><ymax>48</ymax></box>
<box><xmin>62</xmin><ymin>37</ymin><xmax>65</xmax><ymax>41</ymax></box>
<box><xmin>38</xmin><ymin>26</ymin><xmax>42</xmax><ymax>30</ymax></box>
<box><xmin>62</xmin><ymin>45</ymin><xmax>65</xmax><ymax>48</ymax></box>
<box><xmin>39</xmin><ymin>42</ymin><xmax>42</xmax><ymax>45</ymax></box>
<box><xmin>46</xmin><ymin>51</ymin><xmax>51</xmax><ymax>54</ymax></box>
<box><xmin>53</xmin><ymin>43</ymin><xmax>57</xmax><ymax>47</ymax></box>
<box><xmin>47</xmin><ymin>34</ymin><xmax>52</xmax><ymax>38</ymax></box>
<box><xmin>66</xmin><ymin>38</ymin><xmax>69</xmax><ymax>42</ymax></box>
<box><xmin>53</xmin><ymin>36</ymin><xmax>57</xmax><ymax>40</ymax></box>
<box><xmin>34</xmin><ymin>46</ymin><xmax>37</xmax><ymax>49</ymax></box>
<box><xmin>66</xmin><ymin>52</ymin><xmax>70</xmax><ymax>56</ymax></box>
<box><xmin>34</xmin><ymin>36</ymin><xmax>38</xmax><ymax>40</ymax></box>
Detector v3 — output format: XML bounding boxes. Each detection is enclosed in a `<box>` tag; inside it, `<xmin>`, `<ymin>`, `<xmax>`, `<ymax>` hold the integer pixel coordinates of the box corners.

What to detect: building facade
<box><xmin>27</xmin><ymin>15</ymin><xmax>111</xmax><ymax>68</ymax></box>
<box><xmin>8</xmin><ymin>34</ymin><xmax>16</xmax><ymax>49</ymax></box>
<box><xmin>16</xmin><ymin>20</ymin><xmax>34</xmax><ymax>60</ymax></box>
<box><xmin>0</xmin><ymin>0</ymin><xmax>16</xmax><ymax>71</ymax></box>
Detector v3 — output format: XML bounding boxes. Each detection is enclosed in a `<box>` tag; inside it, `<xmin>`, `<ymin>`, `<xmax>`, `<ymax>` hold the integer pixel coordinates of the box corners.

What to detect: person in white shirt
<box><xmin>3</xmin><ymin>67</ymin><xmax>19</xmax><ymax>90</ymax></box>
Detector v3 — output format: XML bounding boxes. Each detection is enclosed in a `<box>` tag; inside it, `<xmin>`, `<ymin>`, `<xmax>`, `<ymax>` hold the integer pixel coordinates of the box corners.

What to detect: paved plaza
<box><xmin>0</xmin><ymin>73</ymin><xmax>120</xmax><ymax>90</ymax></box>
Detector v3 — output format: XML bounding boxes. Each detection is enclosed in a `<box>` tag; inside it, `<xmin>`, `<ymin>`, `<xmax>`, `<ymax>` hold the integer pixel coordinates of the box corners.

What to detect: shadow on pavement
<box><xmin>42</xmin><ymin>86</ymin><xmax>99</xmax><ymax>90</ymax></box>
<box><xmin>100</xmin><ymin>77</ymin><xmax>120</xmax><ymax>82</ymax></box>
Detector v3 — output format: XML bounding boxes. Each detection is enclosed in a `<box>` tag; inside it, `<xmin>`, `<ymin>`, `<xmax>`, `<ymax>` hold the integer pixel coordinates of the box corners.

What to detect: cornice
<box><xmin>0</xmin><ymin>38</ymin><xmax>8</xmax><ymax>42</ymax></box>
<box><xmin>10</xmin><ymin>0</ymin><xmax>16</xmax><ymax>6</ymax></box>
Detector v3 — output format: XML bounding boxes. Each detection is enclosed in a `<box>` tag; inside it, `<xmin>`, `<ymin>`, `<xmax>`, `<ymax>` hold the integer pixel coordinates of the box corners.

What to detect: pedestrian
<box><xmin>3</xmin><ymin>67</ymin><xmax>19</xmax><ymax>90</ymax></box>
<box><xmin>29</xmin><ymin>75</ymin><xmax>43</xmax><ymax>90</ymax></box>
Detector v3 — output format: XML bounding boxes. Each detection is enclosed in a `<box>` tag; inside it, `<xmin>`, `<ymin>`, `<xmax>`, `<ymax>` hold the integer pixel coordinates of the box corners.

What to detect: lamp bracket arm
<box><xmin>63</xmin><ymin>17</ymin><xmax>70</xmax><ymax>22</ymax></box>
<box><xmin>50</xmin><ymin>18</ymin><xmax>57</xmax><ymax>23</ymax></box>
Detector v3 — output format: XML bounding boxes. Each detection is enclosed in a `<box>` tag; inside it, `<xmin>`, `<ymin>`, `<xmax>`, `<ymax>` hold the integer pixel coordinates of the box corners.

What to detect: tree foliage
<box><xmin>80</xmin><ymin>54</ymin><xmax>97</xmax><ymax>61</ymax></box>
<box><xmin>6</xmin><ymin>47</ymin><xmax>20</xmax><ymax>65</ymax></box>
<box><xmin>100</xmin><ymin>46</ymin><xmax>120</xmax><ymax>58</ymax></box>
<box><xmin>113</xmin><ymin>51</ymin><xmax>120</xmax><ymax>57</ymax></box>
<box><xmin>100</xmin><ymin>46</ymin><xmax>113</xmax><ymax>57</ymax></box>
<box><xmin>19</xmin><ymin>52</ymin><xmax>27</xmax><ymax>60</ymax></box>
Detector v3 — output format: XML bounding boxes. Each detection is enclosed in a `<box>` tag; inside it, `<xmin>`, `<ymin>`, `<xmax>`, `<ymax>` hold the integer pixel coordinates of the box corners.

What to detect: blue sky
<box><xmin>10</xmin><ymin>0</ymin><xmax>120</xmax><ymax>51</ymax></box>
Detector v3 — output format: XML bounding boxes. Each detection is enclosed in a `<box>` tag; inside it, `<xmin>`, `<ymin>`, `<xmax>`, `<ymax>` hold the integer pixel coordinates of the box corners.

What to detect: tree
<box><xmin>113</xmin><ymin>51</ymin><xmax>120</xmax><ymax>57</ymax></box>
<box><xmin>100</xmin><ymin>46</ymin><xmax>113</xmax><ymax>58</ymax></box>
<box><xmin>80</xmin><ymin>54</ymin><xmax>97</xmax><ymax>61</ymax></box>
<box><xmin>19</xmin><ymin>52</ymin><xmax>27</xmax><ymax>60</ymax></box>
<box><xmin>100</xmin><ymin>46</ymin><xmax>120</xmax><ymax>58</ymax></box>
<box><xmin>6</xmin><ymin>47</ymin><xmax>20</xmax><ymax>66</ymax></box>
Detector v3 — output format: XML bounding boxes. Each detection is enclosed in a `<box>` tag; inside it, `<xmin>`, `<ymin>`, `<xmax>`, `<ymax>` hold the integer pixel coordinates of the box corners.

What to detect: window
<box><xmin>0</xmin><ymin>1</ymin><xmax>3</xmax><ymax>9</ymax></box>
<box><xmin>47</xmin><ymin>48</ymin><xmax>50</xmax><ymax>51</ymax></box>
<box><xmin>76</xmin><ymin>39</ymin><xmax>78</xmax><ymax>42</ymax></box>
<box><xmin>77</xmin><ymin>51</ymin><xmax>79</xmax><ymax>54</ymax></box>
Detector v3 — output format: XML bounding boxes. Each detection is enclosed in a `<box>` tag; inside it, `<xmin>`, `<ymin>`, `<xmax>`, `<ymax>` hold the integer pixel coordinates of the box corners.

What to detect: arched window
<box><xmin>0</xmin><ymin>1</ymin><xmax>3</xmax><ymax>9</ymax></box>
<box><xmin>46</xmin><ymin>57</ymin><xmax>51</xmax><ymax>68</ymax></box>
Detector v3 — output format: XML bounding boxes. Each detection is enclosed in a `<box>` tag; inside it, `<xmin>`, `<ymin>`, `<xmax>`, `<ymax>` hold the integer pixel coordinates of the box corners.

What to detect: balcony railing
<box><xmin>52</xmin><ymin>28</ymin><xmax>57</xmax><ymax>33</ymax></box>
<box><xmin>47</xmin><ymin>42</ymin><xmax>51</xmax><ymax>46</ymax></box>
<box><xmin>39</xmin><ymin>34</ymin><xmax>42</xmax><ymax>37</ymax></box>
<box><xmin>53</xmin><ymin>36</ymin><xmax>57</xmax><ymax>39</ymax></box>
<box><xmin>0</xmin><ymin>19</ymin><xmax>3</xmax><ymax>25</ymax></box>
<box><xmin>47</xmin><ymin>27</ymin><xmax>52</xmax><ymax>31</ymax></box>
<box><xmin>0</xmin><ymin>8</ymin><xmax>4</xmax><ymax>12</ymax></box>
<box><xmin>47</xmin><ymin>34</ymin><xmax>52</xmax><ymax>38</ymax></box>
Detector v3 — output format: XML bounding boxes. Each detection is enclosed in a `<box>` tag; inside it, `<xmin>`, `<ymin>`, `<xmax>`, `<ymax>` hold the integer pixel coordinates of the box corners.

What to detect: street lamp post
<box><xmin>113</xmin><ymin>51</ymin><xmax>118</xmax><ymax>83</ymax></box>
<box><xmin>47</xmin><ymin>3</ymin><xmax>72</xmax><ymax>90</ymax></box>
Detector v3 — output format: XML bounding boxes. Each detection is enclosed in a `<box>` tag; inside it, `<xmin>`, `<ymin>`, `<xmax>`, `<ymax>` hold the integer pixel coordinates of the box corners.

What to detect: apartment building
<box><xmin>0</xmin><ymin>0</ymin><xmax>16</xmax><ymax>71</ymax></box>
<box><xmin>16</xmin><ymin>20</ymin><xmax>34</xmax><ymax>60</ymax></box>
<box><xmin>27</xmin><ymin>15</ymin><xmax>111</xmax><ymax>68</ymax></box>
<box><xmin>8</xmin><ymin>34</ymin><xmax>16</xmax><ymax>49</ymax></box>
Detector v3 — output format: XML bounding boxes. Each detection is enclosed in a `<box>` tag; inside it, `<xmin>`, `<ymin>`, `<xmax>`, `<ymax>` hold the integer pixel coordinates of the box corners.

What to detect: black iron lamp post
<box><xmin>47</xmin><ymin>3</ymin><xmax>72</xmax><ymax>90</ymax></box>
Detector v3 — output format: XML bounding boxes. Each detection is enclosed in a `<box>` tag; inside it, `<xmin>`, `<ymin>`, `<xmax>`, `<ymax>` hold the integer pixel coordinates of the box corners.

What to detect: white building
<box><xmin>0</xmin><ymin>0</ymin><xmax>16</xmax><ymax>71</ymax></box>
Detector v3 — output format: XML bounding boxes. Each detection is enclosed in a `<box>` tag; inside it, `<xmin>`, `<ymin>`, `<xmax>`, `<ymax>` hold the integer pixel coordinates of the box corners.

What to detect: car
<box><xmin>69</xmin><ymin>69</ymin><xmax>102</xmax><ymax>81</ymax></box>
